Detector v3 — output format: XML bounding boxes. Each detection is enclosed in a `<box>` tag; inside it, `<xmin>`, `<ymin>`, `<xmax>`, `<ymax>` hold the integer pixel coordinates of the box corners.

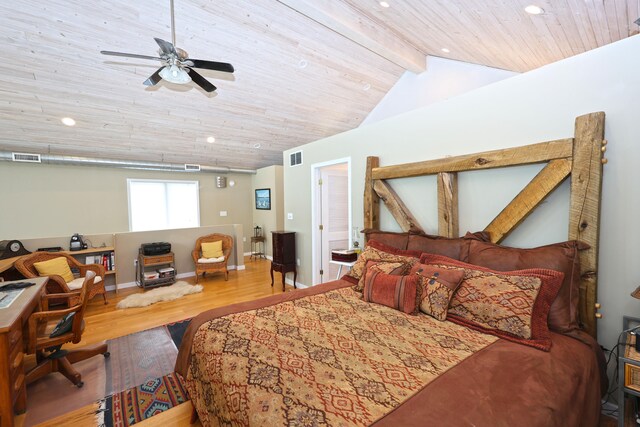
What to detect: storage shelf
<box><xmin>63</xmin><ymin>246</ymin><xmax>114</xmax><ymax>255</ymax></box>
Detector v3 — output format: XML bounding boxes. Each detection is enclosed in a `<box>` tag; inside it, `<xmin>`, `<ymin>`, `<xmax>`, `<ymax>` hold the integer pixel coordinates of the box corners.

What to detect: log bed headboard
<box><xmin>363</xmin><ymin>112</ymin><xmax>606</xmax><ymax>339</ymax></box>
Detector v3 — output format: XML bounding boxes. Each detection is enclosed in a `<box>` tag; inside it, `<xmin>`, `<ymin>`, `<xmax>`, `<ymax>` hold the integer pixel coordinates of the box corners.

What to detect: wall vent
<box><xmin>12</xmin><ymin>152</ymin><xmax>41</xmax><ymax>163</ymax></box>
<box><xmin>184</xmin><ymin>163</ymin><xmax>201</xmax><ymax>171</ymax></box>
<box><xmin>290</xmin><ymin>151</ymin><xmax>303</xmax><ymax>167</ymax></box>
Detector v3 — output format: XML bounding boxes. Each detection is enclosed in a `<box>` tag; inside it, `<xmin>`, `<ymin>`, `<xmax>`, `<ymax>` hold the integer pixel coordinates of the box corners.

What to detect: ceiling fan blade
<box><xmin>143</xmin><ymin>67</ymin><xmax>165</xmax><ymax>86</ymax></box>
<box><xmin>154</xmin><ymin>38</ymin><xmax>177</xmax><ymax>55</ymax></box>
<box><xmin>188</xmin><ymin>59</ymin><xmax>234</xmax><ymax>73</ymax></box>
<box><xmin>188</xmin><ymin>68</ymin><xmax>217</xmax><ymax>92</ymax></box>
<box><xmin>100</xmin><ymin>51</ymin><xmax>162</xmax><ymax>61</ymax></box>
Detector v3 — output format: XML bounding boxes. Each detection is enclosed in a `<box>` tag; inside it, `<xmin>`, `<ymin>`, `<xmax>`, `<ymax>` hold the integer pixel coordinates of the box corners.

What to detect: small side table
<box><xmin>329</xmin><ymin>260</ymin><xmax>356</xmax><ymax>280</ymax></box>
<box><xmin>250</xmin><ymin>236</ymin><xmax>266</xmax><ymax>260</ymax></box>
<box><xmin>618</xmin><ymin>315</ymin><xmax>640</xmax><ymax>426</ymax></box>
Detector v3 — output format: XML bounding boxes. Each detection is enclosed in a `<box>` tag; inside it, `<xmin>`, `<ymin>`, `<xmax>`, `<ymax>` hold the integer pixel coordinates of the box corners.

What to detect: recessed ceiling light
<box><xmin>253</xmin><ymin>143</ymin><xmax>261</xmax><ymax>149</ymax></box>
<box><xmin>441</xmin><ymin>48</ymin><xmax>450</xmax><ymax>53</ymax></box>
<box><xmin>207</xmin><ymin>136</ymin><xmax>215</xmax><ymax>143</ymax></box>
<box><xmin>61</xmin><ymin>117</ymin><xmax>76</xmax><ymax>126</ymax></box>
<box><xmin>363</xmin><ymin>83</ymin><xmax>371</xmax><ymax>91</ymax></box>
<box><xmin>525</xmin><ymin>5</ymin><xmax>544</xmax><ymax>15</ymax></box>
<box><xmin>379</xmin><ymin>1</ymin><xmax>390</xmax><ymax>8</ymax></box>
<box><xmin>298</xmin><ymin>59</ymin><xmax>308</xmax><ymax>69</ymax></box>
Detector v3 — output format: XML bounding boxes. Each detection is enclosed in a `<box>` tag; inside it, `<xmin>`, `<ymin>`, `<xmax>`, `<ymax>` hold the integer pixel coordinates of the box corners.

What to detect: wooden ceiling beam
<box><xmin>275</xmin><ymin>0</ymin><xmax>426</xmax><ymax>73</ymax></box>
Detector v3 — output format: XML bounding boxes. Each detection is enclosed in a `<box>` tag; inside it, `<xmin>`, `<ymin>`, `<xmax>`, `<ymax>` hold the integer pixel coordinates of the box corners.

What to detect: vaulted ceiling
<box><xmin>1</xmin><ymin>1</ymin><xmax>637</xmax><ymax>170</ymax></box>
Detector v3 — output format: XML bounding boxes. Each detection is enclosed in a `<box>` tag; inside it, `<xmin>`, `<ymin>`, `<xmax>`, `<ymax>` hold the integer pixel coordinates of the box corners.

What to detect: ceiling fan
<box><xmin>100</xmin><ymin>0</ymin><xmax>234</xmax><ymax>93</ymax></box>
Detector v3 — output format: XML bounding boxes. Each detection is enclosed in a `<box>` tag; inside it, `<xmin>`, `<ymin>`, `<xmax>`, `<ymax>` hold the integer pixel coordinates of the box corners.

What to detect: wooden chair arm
<box><xmin>192</xmin><ymin>249</ymin><xmax>200</xmax><ymax>264</ymax></box>
<box><xmin>223</xmin><ymin>248</ymin><xmax>232</xmax><ymax>261</ymax></box>
<box><xmin>79</xmin><ymin>263</ymin><xmax>105</xmax><ymax>277</ymax></box>
<box><xmin>27</xmin><ymin>306</ymin><xmax>79</xmax><ymax>353</ymax></box>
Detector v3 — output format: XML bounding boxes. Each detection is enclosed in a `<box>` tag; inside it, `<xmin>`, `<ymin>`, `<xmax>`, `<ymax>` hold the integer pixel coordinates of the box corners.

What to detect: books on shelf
<box><xmin>85</xmin><ymin>251</ymin><xmax>116</xmax><ymax>272</ymax></box>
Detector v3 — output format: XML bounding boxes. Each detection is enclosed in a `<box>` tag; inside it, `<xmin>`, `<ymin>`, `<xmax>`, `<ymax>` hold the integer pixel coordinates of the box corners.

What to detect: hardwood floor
<box><xmin>16</xmin><ymin>257</ymin><xmax>290</xmax><ymax>427</ymax></box>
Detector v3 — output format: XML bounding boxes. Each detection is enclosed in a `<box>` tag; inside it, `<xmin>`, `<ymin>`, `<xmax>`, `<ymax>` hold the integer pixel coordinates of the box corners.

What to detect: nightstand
<box><xmin>618</xmin><ymin>315</ymin><xmax>640</xmax><ymax>426</ymax></box>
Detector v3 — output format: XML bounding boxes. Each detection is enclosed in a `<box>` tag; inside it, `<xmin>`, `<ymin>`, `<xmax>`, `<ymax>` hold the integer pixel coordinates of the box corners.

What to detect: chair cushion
<box><xmin>197</xmin><ymin>256</ymin><xmax>225</xmax><ymax>264</ymax></box>
<box><xmin>67</xmin><ymin>275</ymin><xmax>102</xmax><ymax>290</ymax></box>
<box><xmin>34</xmin><ymin>257</ymin><xmax>74</xmax><ymax>283</ymax></box>
<box><xmin>202</xmin><ymin>241</ymin><xmax>224</xmax><ymax>258</ymax></box>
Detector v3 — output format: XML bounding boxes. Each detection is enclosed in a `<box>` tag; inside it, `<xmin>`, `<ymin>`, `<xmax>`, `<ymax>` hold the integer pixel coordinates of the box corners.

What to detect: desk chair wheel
<box><xmin>104</xmin><ymin>352</ymin><xmax>110</xmax><ymax>358</ymax></box>
<box><xmin>76</xmin><ymin>381</ymin><xmax>84</xmax><ymax>388</ymax></box>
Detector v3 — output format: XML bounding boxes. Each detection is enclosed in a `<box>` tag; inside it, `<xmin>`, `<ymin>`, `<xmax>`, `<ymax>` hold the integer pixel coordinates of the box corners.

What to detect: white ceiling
<box><xmin>0</xmin><ymin>1</ymin><xmax>637</xmax><ymax>170</ymax></box>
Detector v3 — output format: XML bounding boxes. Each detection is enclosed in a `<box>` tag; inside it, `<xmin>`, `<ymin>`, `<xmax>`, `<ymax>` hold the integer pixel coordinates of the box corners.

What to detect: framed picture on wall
<box><xmin>255</xmin><ymin>188</ymin><xmax>271</xmax><ymax>210</ymax></box>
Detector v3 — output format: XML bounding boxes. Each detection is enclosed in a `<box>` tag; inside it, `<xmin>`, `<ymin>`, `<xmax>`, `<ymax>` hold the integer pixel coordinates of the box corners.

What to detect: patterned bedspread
<box><xmin>183</xmin><ymin>286</ymin><xmax>497</xmax><ymax>426</ymax></box>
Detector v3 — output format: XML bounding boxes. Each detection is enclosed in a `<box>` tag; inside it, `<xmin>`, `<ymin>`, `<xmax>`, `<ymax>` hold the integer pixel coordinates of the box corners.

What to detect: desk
<box><xmin>329</xmin><ymin>260</ymin><xmax>356</xmax><ymax>280</ymax></box>
<box><xmin>0</xmin><ymin>277</ymin><xmax>48</xmax><ymax>427</ymax></box>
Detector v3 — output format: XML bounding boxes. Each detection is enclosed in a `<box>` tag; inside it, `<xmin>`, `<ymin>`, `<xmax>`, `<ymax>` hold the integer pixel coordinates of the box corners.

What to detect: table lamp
<box><xmin>631</xmin><ymin>285</ymin><xmax>640</xmax><ymax>351</ymax></box>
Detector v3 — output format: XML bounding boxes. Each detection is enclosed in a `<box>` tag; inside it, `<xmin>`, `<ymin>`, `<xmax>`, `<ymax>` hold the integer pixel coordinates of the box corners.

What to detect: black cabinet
<box><xmin>270</xmin><ymin>231</ymin><xmax>296</xmax><ymax>291</ymax></box>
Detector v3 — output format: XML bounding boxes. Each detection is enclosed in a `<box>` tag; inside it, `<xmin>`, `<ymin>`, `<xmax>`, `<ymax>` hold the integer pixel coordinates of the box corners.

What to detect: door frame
<box><xmin>310</xmin><ymin>157</ymin><xmax>352</xmax><ymax>285</ymax></box>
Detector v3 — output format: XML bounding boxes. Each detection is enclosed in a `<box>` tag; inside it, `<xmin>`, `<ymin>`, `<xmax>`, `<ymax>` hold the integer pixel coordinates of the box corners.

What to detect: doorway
<box><xmin>311</xmin><ymin>158</ymin><xmax>351</xmax><ymax>285</ymax></box>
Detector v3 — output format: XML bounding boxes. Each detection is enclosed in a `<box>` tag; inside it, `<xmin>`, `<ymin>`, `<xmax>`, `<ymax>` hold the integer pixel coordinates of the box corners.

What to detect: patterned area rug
<box><xmin>95</xmin><ymin>319</ymin><xmax>192</xmax><ymax>427</ymax></box>
<box><xmin>23</xmin><ymin>318</ymin><xmax>191</xmax><ymax>426</ymax></box>
<box><xmin>97</xmin><ymin>373</ymin><xmax>189</xmax><ymax>427</ymax></box>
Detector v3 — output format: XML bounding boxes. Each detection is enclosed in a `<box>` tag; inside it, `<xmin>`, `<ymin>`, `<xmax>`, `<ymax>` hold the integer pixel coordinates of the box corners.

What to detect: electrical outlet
<box><xmin>243</xmin><ymin>237</ymin><xmax>247</xmax><ymax>242</ymax></box>
<box><xmin>220</xmin><ymin>210</ymin><xmax>228</xmax><ymax>217</ymax></box>
<box><xmin>288</xmin><ymin>213</ymin><xmax>293</xmax><ymax>220</ymax></box>
<box><xmin>296</xmin><ymin>258</ymin><xmax>300</xmax><ymax>266</ymax></box>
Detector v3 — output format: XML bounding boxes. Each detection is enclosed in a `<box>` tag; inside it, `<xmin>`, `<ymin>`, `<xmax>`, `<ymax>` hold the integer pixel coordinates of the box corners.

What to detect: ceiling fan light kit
<box><xmin>100</xmin><ymin>0</ymin><xmax>233</xmax><ymax>94</ymax></box>
<box><xmin>159</xmin><ymin>65</ymin><xmax>191</xmax><ymax>84</ymax></box>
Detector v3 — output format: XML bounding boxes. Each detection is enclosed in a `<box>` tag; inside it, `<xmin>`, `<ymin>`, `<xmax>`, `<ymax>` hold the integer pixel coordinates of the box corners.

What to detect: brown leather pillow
<box><xmin>362</xmin><ymin>229</ymin><xmax>409</xmax><ymax>250</ymax></box>
<box><xmin>410</xmin><ymin>231</ymin><xmax>491</xmax><ymax>261</ymax></box>
<box><xmin>466</xmin><ymin>239</ymin><xmax>589</xmax><ymax>333</ymax></box>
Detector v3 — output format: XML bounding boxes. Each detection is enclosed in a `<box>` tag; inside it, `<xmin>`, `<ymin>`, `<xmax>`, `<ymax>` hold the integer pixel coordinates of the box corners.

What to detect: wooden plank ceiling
<box><xmin>0</xmin><ymin>0</ymin><xmax>636</xmax><ymax>170</ymax></box>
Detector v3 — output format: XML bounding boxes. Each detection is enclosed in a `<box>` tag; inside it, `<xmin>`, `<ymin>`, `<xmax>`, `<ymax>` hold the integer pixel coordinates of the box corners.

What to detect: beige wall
<box><xmin>0</xmin><ymin>162</ymin><xmax>254</xmax><ymax>252</ymax></box>
<box><xmin>251</xmin><ymin>165</ymin><xmax>284</xmax><ymax>257</ymax></box>
<box><xmin>284</xmin><ymin>36</ymin><xmax>640</xmax><ymax>349</ymax></box>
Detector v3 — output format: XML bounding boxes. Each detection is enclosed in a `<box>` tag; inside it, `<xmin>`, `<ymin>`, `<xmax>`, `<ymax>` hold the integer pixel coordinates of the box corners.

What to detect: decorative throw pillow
<box><xmin>354</xmin><ymin>260</ymin><xmax>410</xmax><ymax>293</ymax></box>
<box><xmin>34</xmin><ymin>257</ymin><xmax>74</xmax><ymax>283</ymax></box>
<box><xmin>202</xmin><ymin>241</ymin><xmax>224</xmax><ymax>258</ymax></box>
<box><xmin>342</xmin><ymin>239</ymin><xmax>421</xmax><ymax>284</ymax></box>
<box><xmin>421</xmin><ymin>253</ymin><xmax>564</xmax><ymax>351</ymax></box>
<box><xmin>408</xmin><ymin>231</ymin><xmax>491</xmax><ymax>261</ymax></box>
<box><xmin>410</xmin><ymin>264</ymin><xmax>464</xmax><ymax>321</ymax></box>
<box><xmin>466</xmin><ymin>239</ymin><xmax>588</xmax><ymax>334</ymax></box>
<box><xmin>362</xmin><ymin>269</ymin><xmax>421</xmax><ymax>314</ymax></box>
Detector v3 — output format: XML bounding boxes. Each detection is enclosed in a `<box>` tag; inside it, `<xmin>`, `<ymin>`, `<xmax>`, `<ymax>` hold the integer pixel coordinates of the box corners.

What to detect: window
<box><xmin>127</xmin><ymin>179</ymin><xmax>200</xmax><ymax>232</ymax></box>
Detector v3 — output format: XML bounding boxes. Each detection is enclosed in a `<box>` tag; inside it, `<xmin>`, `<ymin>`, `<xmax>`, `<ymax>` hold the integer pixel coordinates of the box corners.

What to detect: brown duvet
<box><xmin>175</xmin><ymin>280</ymin><xmax>602</xmax><ymax>427</ymax></box>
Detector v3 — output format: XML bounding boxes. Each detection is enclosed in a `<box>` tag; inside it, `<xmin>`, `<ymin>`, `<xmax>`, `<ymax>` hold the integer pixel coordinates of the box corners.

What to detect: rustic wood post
<box><xmin>363</xmin><ymin>156</ymin><xmax>380</xmax><ymax>239</ymax></box>
<box><xmin>437</xmin><ymin>172</ymin><xmax>459</xmax><ymax>238</ymax></box>
<box><xmin>569</xmin><ymin>112</ymin><xmax>605</xmax><ymax>339</ymax></box>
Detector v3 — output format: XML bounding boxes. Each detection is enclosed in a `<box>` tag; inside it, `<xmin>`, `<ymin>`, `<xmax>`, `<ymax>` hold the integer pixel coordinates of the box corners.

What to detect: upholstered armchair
<box><xmin>15</xmin><ymin>252</ymin><xmax>107</xmax><ymax>305</ymax></box>
<box><xmin>192</xmin><ymin>234</ymin><xmax>233</xmax><ymax>282</ymax></box>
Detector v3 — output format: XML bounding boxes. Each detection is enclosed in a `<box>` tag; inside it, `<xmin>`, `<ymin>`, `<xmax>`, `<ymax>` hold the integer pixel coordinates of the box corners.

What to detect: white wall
<box><xmin>361</xmin><ymin>56</ymin><xmax>518</xmax><ymax>126</ymax></box>
<box><xmin>284</xmin><ymin>35</ymin><xmax>640</xmax><ymax>350</ymax></box>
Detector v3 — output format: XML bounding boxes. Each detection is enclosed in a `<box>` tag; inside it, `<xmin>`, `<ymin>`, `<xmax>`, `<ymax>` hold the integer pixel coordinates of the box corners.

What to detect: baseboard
<box><xmin>107</xmin><ymin>266</ymin><xmax>244</xmax><ymax>291</ymax></box>
<box><xmin>285</xmin><ymin>277</ymin><xmax>307</xmax><ymax>288</ymax></box>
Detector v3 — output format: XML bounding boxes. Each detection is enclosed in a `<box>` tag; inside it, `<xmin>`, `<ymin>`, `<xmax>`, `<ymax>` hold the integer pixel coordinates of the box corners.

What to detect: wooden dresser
<box><xmin>0</xmin><ymin>277</ymin><xmax>48</xmax><ymax>427</ymax></box>
<box><xmin>270</xmin><ymin>231</ymin><xmax>296</xmax><ymax>291</ymax></box>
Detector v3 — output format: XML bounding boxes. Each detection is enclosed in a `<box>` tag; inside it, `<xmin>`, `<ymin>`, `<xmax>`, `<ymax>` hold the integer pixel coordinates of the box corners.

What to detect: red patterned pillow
<box><xmin>354</xmin><ymin>260</ymin><xmax>410</xmax><ymax>293</ymax></box>
<box><xmin>362</xmin><ymin>269</ymin><xmax>421</xmax><ymax>314</ymax></box>
<box><xmin>342</xmin><ymin>239</ymin><xmax>421</xmax><ymax>284</ymax></box>
<box><xmin>421</xmin><ymin>254</ymin><xmax>563</xmax><ymax>351</ymax></box>
<box><xmin>410</xmin><ymin>264</ymin><xmax>464</xmax><ymax>321</ymax></box>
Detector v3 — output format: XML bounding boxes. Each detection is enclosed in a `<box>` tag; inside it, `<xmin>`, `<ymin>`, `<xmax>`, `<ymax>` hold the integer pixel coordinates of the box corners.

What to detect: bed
<box><xmin>175</xmin><ymin>112</ymin><xmax>608</xmax><ymax>426</ymax></box>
